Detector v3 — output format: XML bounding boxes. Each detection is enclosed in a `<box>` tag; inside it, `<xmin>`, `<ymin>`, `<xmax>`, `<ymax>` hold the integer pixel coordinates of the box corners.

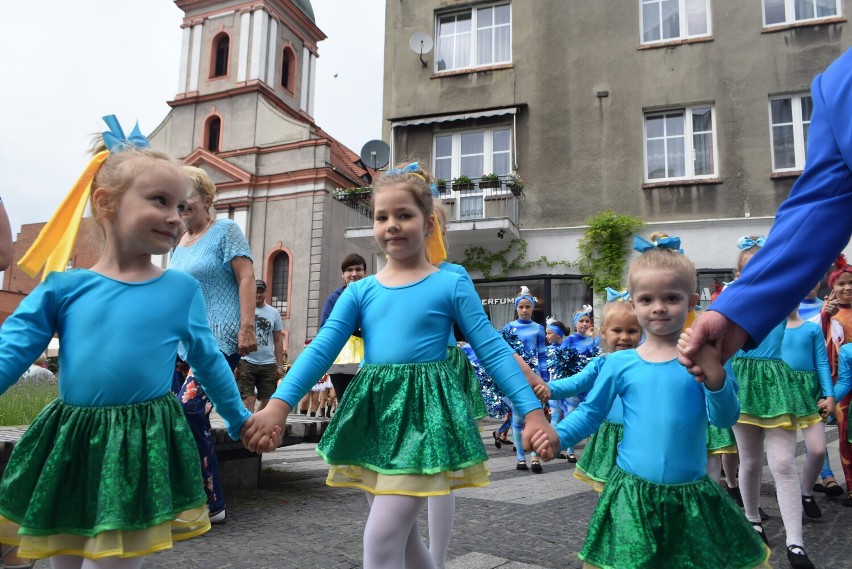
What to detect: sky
<box><xmin>0</xmin><ymin>0</ymin><xmax>385</xmax><ymax>237</ymax></box>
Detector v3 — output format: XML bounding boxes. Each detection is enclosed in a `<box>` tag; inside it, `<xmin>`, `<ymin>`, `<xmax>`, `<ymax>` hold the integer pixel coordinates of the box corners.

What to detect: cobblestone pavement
<box><xmin>27</xmin><ymin>420</ymin><xmax>852</xmax><ymax>568</ymax></box>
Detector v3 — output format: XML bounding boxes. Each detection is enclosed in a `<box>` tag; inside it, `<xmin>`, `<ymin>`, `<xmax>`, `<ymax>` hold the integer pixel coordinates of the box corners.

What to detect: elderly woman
<box><xmin>169</xmin><ymin>166</ymin><xmax>256</xmax><ymax>523</ymax></box>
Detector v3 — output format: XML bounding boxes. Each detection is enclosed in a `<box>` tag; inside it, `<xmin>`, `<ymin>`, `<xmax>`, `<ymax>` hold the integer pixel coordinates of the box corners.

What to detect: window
<box><xmin>769</xmin><ymin>94</ymin><xmax>813</xmax><ymax>171</ymax></box>
<box><xmin>436</xmin><ymin>3</ymin><xmax>511</xmax><ymax>72</ymax></box>
<box><xmin>644</xmin><ymin>105</ymin><xmax>717</xmax><ymax>181</ymax></box>
<box><xmin>212</xmin><ymin>34</ymin><xmax>229</xmax><ymax>77</ymax></box>
<box><xmin>433</xmin><ymin>128</ymin><xmax>512</xmax><ymax>181</ymax></box>
<box><xmin>434</xmin><ymin>128</ymin><xmax>511</xmax><ymax>220</ymax></box>
<box><xmin>271</xmin><ymin>252</ymin><xmax>290</xmax><ymax>313</ymax></box>
<box><xmin>205</xmin><ymin>116</ymin><xmax>221</xmax><ymax>152</ymax></box>
<box><xmin>764</xmin><ymin>0</ymin><xmax>840</xmax><ymax>26</ymax></box>
<box><xmin>281</xmin><ymin>46</ymin><xmax>296</xmax><ymax>92</ymax></box>
<box><xmin>641</xmin><ymin>0</ymin><xmax>710</xmax><ymax>44</ymax></box>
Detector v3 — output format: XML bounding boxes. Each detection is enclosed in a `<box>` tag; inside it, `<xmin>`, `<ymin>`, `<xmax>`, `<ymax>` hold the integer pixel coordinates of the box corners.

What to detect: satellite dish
<box><xmin>409</xmin><ymin>32</ymin><xmax>433</xmax><ymax>67</ymax></box>
<box><xmin>359</xmin><ymin>140</ymin><xmax>390</xmax><ymax>170</ymax></box>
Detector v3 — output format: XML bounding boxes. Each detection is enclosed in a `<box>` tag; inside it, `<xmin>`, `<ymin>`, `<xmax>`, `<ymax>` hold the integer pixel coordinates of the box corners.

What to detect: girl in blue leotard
<box><xmin>0</xmin><ymin>117</ymin><xmax>250</xmax><ymax>568</ymax></box>
<box><xmin>243</xmin><ymin>163</ymin><xmax>557</xmax><ymax>569</ymax></box>
<box><xmin>532</xmin><ymin>234</ymin><xmax>768</xmax><ymax>569</ymax></box>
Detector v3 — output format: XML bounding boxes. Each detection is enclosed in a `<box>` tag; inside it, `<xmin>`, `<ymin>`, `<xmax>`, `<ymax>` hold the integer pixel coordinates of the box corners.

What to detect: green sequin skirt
<box><xmin>732</xmin><ymin>357</ymin><xmax>822</xmax><ymax>430</ymax></box>
<box><xmin>707</xmin><ymin>424</ymin><xmax>738</xmax><ymax>454</ymax></box>
<box><xmin>0</xmin><ymin>394</ymin><xmax>209</xmax><ymax>559</ymax></box>
<box><xmin>317</xmin><ymin>361</ymin><xmax>490</xmax><ymax>496</ymax></box>
<box><xmin>580</xmin><ymin>467</ymin><xmax>769</xmax><ymax>569</ymax></box>
<box><xmin>448</xmin><ymin>346</ymin><xmax>487</xmax><ymax>420</ymax></box>
<box><xmin>575</xmin><ymin>420</ymin><xmax>622</xmax><ymax>492</ymax></box>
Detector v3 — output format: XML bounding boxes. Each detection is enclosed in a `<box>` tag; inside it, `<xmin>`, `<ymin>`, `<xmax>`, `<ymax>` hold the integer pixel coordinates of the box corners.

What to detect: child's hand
<box><xmin>530</xmin><ymin>429</ymin><xmax>552</xmax><ymax>458</ymax></box>
<box><xmin>818</xmin><ymin>396</ymin><xmax>836</xmax><ymax>417</ymax></box>
<box><xmin>679</xmin><ymin>329</ymin><xmax>725</xmax><ymax>389</ymax></box>
<box><xmin>241</xmin><ymin>399</ymin><xmax>289</xmax><ymax>452</ymax></box>
<box><xmin>522</xmin><ymin>409</ymin><xmax>560</xmax><ymax>461</ymax></box>
<box><xmin>532</xmin><ymin>381</ymin><xmax>551</xmax><ymax>404</ymax></box>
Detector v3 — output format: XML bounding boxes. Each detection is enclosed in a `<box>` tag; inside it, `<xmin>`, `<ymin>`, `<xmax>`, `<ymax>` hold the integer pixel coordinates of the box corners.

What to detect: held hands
<box><xmin>531</xmin><ymin>378</ymin><xmax>551</xmax><ymax>405</ymax></box>
<box><xmin>238</xmin><ymin>325</ymin><xmax>258</xmax><ymax>356</ymax></box>
<box><xmin>678</xmin><ymin>329</ymin><xmax>726</xmax><ymax>391</ymax></box>
<box><xmin>240</xmin><ymin>398</ymin><xmax>289</xmax><ymax>452</ymax></box>
<box><xmin>818</xmin><ymin>396</ymin><xmax>836</xmax><ymax>417</ymax></box>
<box><xmin>522</xmin><ymin>409</ymin><xmax>560</xmax><ymax>461</ymax></box>
<box><xmin>677</xmin><ymin>311</ymin><xmax>748</xmax><ymax>381</ymax></box>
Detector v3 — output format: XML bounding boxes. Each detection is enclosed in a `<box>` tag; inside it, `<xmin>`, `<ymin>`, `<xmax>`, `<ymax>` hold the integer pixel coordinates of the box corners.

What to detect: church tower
<box><xmin>150</xmin><ymin>0</ymin><xmax>375</xmax><ymax>355</ymax></box>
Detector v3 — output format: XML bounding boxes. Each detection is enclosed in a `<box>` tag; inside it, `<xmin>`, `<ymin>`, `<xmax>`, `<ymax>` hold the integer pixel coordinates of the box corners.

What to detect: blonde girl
<box><xmin>0</xmin><ymin>116</ymin><xmax>250</xmax><ymax>568</ymax></box>
<box><xmin>533</xmin><ymin>233</ymin><xmax>768</xmax><ymax>569</ymax></box>
<box><xmin>243</xmin><ymin>162</ymin><xmax>556</xmax><ymax>569</ymax></box>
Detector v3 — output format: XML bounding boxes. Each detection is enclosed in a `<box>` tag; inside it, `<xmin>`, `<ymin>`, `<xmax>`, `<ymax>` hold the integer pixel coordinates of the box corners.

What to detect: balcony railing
<box><xmin>335</xmin><ymin>178</ymin><xmax>522</xmax><ymax>230</ymax></box>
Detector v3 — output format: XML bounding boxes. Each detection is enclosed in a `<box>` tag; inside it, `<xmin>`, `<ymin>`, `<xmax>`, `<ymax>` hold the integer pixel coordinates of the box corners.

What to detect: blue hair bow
<box><xmin>387</xmin><ymin>161</ymin><xmax>440</xmax><ymax>197</ymax></box>
<box><xmin>102</xmin><ymin>115</ymin><xmax>150</xmax><ymax>152</ymax></box>
<box><xmin>605</xmin><ymin>287</ymin><xmax>630</xmax><ymax>302</ymax></box>
<box><xmin>633</xmin><ymin>235</ymin><xmax>683</xmax><ymax>254</ymax></box>
<box><xmin>737</xmin><ymin>236</ymin><xmax>766</xmax><ymax>250</ymax></box>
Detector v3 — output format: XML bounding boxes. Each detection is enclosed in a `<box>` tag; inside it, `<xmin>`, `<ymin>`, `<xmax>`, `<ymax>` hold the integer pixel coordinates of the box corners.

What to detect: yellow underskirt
<box><xmin>708</xmin><ymin>444</ymin><xmax>738</xmax><ymax>455</ymax></box>
<box><xmin>327</xmin><ymin>462</ymin><xmax>491</xmax><ymax>496</ymax></box>
<box><xmin>738</xmin><ymin>412</ymin><xmax>823</xmax><ymax>431</ymax></box>
<box><xmin>0</xmin><ymin>504</ymin><xmax>209</xmax><ymax>560</ymax></box>
<box><xmin>573</xmin><ymin>468</ymin><xmax>606</xmax><ymax>493</ymax></box>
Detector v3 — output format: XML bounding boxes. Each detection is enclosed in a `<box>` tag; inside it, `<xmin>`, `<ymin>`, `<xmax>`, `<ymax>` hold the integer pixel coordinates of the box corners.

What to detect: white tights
<box><xmin>733</xmin><ymin>423</ymin><xmax>803</xmax><ymax>547</ymax></box>
<box><xmin>705</xmin><ymin>453</ymin><xmax>739</xmax><ymax>487</ymax></box>
<box><xmin>50</xmin><ymin>555</ymin><xmax>144</xmax><ymax>569</ymax></box>
<box><xmin>427</xmin><ymin>493</ymin><xmax>455</xmax><ymax>569</ymax></box>
<box><xmin>364</xmin><ymin>493</ymin><xmax>436</xmax><ymax>569</ymax></box>
<box><xmin>799</xmin><ymin>422</ymin><xmax>826</xmax><ymax>496</ymax></box>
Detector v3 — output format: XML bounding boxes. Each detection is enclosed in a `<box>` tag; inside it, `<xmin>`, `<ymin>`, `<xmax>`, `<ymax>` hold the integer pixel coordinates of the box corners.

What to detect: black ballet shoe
<box><xmin>786</xmin><ymin>544</ymin><xmax>815</xmax><ymax>569</ymax></box>
<box><xmin>801</xmin><ymin>495</ymin><xmax>822</xmax><ymax>518</ymax></box>
<box><xmin>531</xmin><ymin>459</ymin><xmax>543</xmax><ymax>474</ymax></box>
<box><xmin>751</xmin><ymin>521</ymin><xmax>769</xmax><ymax>548</ymax></box>
<box><xmin>492</xmin><ymin>431</ymin><xmax>502</xmax><ymax>449</ymax></box>
<box><xmin>566</xmin><ymin>453</ymin><xmax>577</xmax><ymax>464</ymax></box>
<box><xmin>516</xmin><ymin>460</ymin><xmax>528</xmax><ymax>471</ymax></box>
<box><xmin>726</xmin><ymin>486</ymin><xmax>744</xmax><ymax>507</ymax></box>
<box><xmin>825</xmin><ymin>479</ymin><xmax>844</xmax><ymax>497</ymax></box>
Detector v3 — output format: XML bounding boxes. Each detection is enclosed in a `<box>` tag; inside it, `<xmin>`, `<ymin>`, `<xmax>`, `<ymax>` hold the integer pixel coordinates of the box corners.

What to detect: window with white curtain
<box><xmin>436</xmin><ymin>3</ymin><xmax>511</xmax><ymax>72</ymax></box>
<box><xmin>641</xmin><ymin>0</ymin><xmax>710</xmax><ymax>44</ymax></box>
<box><xmin>644</xmin><ymin>105</ymin><xmax>717</xmax><ymax>181</ymax></box>
<box><xmin>763</xmin><ymin>0</ymin><xmax>840</xmax><ymax>26</ymax></box>
<box><xmin>769</xmin><ymin>94</ymin><xmax>813</xmax><ymax>172</ymax></box>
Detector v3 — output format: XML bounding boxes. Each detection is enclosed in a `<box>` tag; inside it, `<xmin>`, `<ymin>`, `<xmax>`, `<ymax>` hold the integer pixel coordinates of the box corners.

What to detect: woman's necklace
<box><xmin>185</xmin><ymin>218</ymin><xmax>213</xmax><ymax>243</ymax></box>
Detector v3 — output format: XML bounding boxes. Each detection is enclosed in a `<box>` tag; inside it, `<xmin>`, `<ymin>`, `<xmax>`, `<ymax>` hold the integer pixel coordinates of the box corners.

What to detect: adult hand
<box><xmin>677</xmin><ymin>311</ymin><xmax>749</xmax><ymax>380</ymax></box>
<box><xmin>238</xmin><ymin>325</ymin><xmax>258</xmax><ymax>356</ymax></box>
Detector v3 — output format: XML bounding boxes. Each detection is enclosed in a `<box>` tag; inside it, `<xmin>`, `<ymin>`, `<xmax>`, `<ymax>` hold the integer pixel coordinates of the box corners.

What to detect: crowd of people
<box><xmin>0</xmin><ymin>45</ymin><xmax>850</xmax><ymax>569</ymax></box>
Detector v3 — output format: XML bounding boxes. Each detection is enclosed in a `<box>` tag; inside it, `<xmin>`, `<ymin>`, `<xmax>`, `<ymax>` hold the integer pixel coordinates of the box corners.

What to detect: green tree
<box><xmin>577</xmin><ymin>211</ymin><xmax>644</xmax><ymax>299</ymax></box>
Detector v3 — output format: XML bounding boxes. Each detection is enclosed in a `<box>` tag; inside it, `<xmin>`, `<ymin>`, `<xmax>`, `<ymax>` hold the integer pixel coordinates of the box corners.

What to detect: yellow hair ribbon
<box><xmin>410</xmin><ymin>172</ymin><xmax>427</xmax><ymax>182</ymax></box>
<box><xmin>17</xmin><ymin>150</ymin><xmax>110</xmax><ymax>280</ymax></box>
<box><xmin>426</xmin><ymin>212</ymin><xmax>447</xmax><ymax>265</ymax></box>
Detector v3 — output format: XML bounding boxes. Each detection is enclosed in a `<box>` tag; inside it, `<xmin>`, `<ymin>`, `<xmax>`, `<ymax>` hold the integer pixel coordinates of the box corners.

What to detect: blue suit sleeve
<box><xmin>554</xmin><ymin>358</ymin><xmax>617</xmax><ymax>448</ymax></box>
<box><xmin>709</xmin><ymin>51</ymin><xmax>852</xmax><ymax>344</ymax></box>
<box><xmin>549</xmin><ymin>357</ymin><xmax>602</xmax><ymax>399</ymax></box>
<box><xmin>273</xmin><ymin>286</ymin><xmax>359</xmax><ymax>408</ymax></box>
<box><xmin>704</xmin><ymin>368</ymin><xmax>740</xmax><ymax>428</ymax></box>
<box><xmin>453</xmin><ymin>277</ymin><xmax>541</xmax><ymax>416</ymax></box>
<box><xmin>836</xmin><ymin>345</ymin><xmax>852</xmax><ymax>402</ymax></box>
<box><xmin>813</xmin><ymin>327</ymin><xmax>835</xmax><ymax>398</ymax></box>
<box><xmin>0</xmin><ymin>276</ymin><xmax>58</xmax><ymax>395</ymax></box>
<box><xmin>537</xmin><ymin>327</ymin><xmax>549</xmax><ymax>381</ymax></box>
<box><xmin>183</xmin><ymin>287</ymin><xmax>251</xmax><ymax>440</ymax></box>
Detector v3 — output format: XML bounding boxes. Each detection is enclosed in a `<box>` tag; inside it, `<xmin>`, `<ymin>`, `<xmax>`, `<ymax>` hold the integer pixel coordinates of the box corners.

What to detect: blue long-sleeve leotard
<box><xmin>561</xmin><ymin>333</ymin><xmax>600</xmax><ymax>357</ymax></box>
<box><xmin>273</xmin><ymin>271</ymin><xmax>541</xmax><ymax>416</ymax></box>
<box><xmin>554</xmin><ymin>350</ymin><xmax>740</xmax><ymax>484</ymax></box>
<box><xmin>439</xmin><ymin>261</ymin><xmax>471</xmax><ymax>347</ymax></box>
<box><xmin>0</xmin><ymin>270</ymin><xmax>250</xmax><ymax>440</ymax></box>
<box><xmin>835</xmin><ymin>344</ymin><xmax>852</xmax><ymax>401</ymax></box>
<box><xmin>782</xmin><ymin>321</ymin><xmax>834</xmax><ymax>399</ymax></box>
<box><xmin>502</xmin><ymin>319</ymin><xmax>549</xmax><ymax>381</ymax></box>
<box><xmin>549</xmin><ymin>356</ymin><xmax>623</xmax><ymax>423</ymax></box>
<box><xmin>738</xmin><ymin>319</ymin><xmax>787</xmax><ymax>360</ymax></box>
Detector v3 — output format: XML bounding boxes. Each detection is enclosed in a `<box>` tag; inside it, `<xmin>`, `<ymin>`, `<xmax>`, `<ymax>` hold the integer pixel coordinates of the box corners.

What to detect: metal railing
<box><xmin>335</xmin><ymin>180</ymin><xmax>522</xmax><ymax>230</ymax></box>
